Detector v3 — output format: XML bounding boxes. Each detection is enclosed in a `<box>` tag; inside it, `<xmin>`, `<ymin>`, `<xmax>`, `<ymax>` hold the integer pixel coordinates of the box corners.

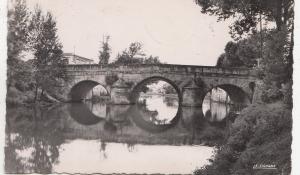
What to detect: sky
<box><xmin>25</xmin><ymin>0</ymin><xmax>232</xmax><ymax>66</ymax></box>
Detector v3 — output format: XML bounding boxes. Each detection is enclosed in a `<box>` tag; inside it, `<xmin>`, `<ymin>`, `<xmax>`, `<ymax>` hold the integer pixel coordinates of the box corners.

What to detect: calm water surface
<box><xmin>5</xmin><ymin>95</ymin><xmax>238</xmax><ymax>174</ymax></box>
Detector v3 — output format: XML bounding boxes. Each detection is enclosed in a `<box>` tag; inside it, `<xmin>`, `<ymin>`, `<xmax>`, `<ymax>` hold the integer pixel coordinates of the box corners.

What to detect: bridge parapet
<box><xmin>66</xmin><ymin>64</ymin><xmax>255</xmax><ymax>77</ymax></box>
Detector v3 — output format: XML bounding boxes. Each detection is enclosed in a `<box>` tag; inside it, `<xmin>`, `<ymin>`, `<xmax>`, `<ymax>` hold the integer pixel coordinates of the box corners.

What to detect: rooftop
<box><xmin>63</xmin><ymin>53</ymin><xmax>94</xmax><ymax>62</ymax></box>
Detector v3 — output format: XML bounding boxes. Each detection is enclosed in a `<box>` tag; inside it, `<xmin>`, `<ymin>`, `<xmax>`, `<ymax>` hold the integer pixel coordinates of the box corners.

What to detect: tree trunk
<box><xmin>34</xmin><ymin>85</ymin><xmax>38</xmax><ymax>102</ymax></box>
<box><xmin>40</xmin><ymin>89</ymin><xmax>44</xmax><ymax>101</ymax></box>
<box><xmin>275</xmin><ymin>0</ymin><xmax>284</xmax><ymax>31</ymax></box>
<box><xmin>286</xmin><ymin>22</ymin><xmax>294</xmax><ymax>81</ymax></box>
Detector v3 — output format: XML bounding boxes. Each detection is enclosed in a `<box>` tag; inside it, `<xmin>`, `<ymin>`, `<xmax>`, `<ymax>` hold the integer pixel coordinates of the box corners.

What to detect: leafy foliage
<box><xmin>216</xmin><ymin>41</ymin><xmax>244</xmax><ymax>68</ymax></box>
<box><xmin>195</xmin><ymin>104</ymin><xmax>292</xmax><ymax>175</ymax></box>
<box><xmin>194</xmin><ymin>1</ymin><xmax>293</xmax><ymax>174</ymax></box>
<box><xmin>216</xmin><ymin>27</ymin><xmax>292</xmax><ymax>104</ymax></box>
<box><xmin>195</xmin><ymin>0</ymin><xmax>294</xmax><ymax>38</ymax></box>
<box><xmin>7</xmin><ymin>0</ymin><xmax>35</xmax><ymax>106</ymax></box>
<box><xmin>143</xmin><ymin>55</ymin><xmax>161</xmax><ymax>64</ymax></box>
<box><xmin>260</xmin><ymin>28</ymin><xmax>292</xmax><ymax>103</ymax></box>
<box><xmin>7</xmin><ymin>0</ymin><xmax>29</xmax><ymax>64</ymax></box>
<box><xmin>112</xmin><ymin>42</ymin><xmax>161</xmax><ymax>65</ymax></box>
<box><xmin>28</xmin><ymin>7</ymin><xmax>68</xmax><ymax>97</ymax></box>
<box><xmin>7</xmin><ymin>1</ymin><xmax>69</xmax><ymax>105</ymax></box>
<box><xmin>105</xmin><ymin>74</ymin><xmax>119</xmax><ymax>86</ymax></box>
<box><xmin>7</xmin><ymin>0</ymin><xmax>30</xmax><ymax>87</ymax></box>
<box><xmin>98</xmin><ymin>36</ymin><xmax>111</xmax><ymax>64</ymax></box>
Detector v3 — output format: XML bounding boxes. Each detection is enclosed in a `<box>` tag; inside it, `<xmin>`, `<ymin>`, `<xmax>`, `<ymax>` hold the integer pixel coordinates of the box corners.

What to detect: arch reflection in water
<box><xmin>180</xmin><ymin>107</ymin><xmax>206</xmax><ymax>131</ymax></box>
<box><xmin>68</xmin><ymin>103</ymin><xmax>105</xmax><ymax>125</ymax></box>
<box><xmin>70</xmin><ymin>80</ymin><xmax>110</xmax><ymax>102</ymax></box>
<box><xmin>138</xmin><ymin>95</ymin><xmax>179</xmax><ymax>125</ymax></box>
<box><xmin>68</xmin><ymin>101</ymin><xmax>180</xmax><ymax>133</ymax></box>
<box><xmin>202</xmin><ymin>87</ymin><xmax>248</xmax><ymax>122</ymax></box>
<box><xmin>202</xmin><ymin>100</ymin><xmax>231</xmax><ymax>122</ymax></box>
<box><xmin>133</xmin><ymin>79</ymin><xmax>180</xmax><ymax>128</ymax></box>
<box><xmin>85</xmin><ymin>101</ymin><xmax>107</xmax><ymax>118</ymax></box>
<box><xmin>129</xmin><ymin>104</ymin><xmax>180</xmax><ymax>133</ymax></box>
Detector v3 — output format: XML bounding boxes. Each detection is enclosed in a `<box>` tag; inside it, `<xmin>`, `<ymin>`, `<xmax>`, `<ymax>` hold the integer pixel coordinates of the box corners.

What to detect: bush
<box><xmin>261</xmin><ymin>82</ymin><xmax>284</xmax><ymax>103</ymax></box>
<box><xmin>6</xmin><ymin>87</ymin><xmax>35</xmax><ymax>106</ymax></box>
<box><xmin>105</xmin><ymin>74</ymin><xmax>119</xmax><ymax>86</ymax></box>
<box><xmin>194</xmin><ymin>104</ymin><xmax>292</xmax><ymax>175</ymax></box>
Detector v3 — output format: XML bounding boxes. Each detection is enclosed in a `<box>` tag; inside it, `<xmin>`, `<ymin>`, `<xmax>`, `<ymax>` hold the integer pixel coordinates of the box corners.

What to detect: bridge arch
<box><xmin>130</xmin><ymin>76</ymin><xmax>182</xmax><ymax>103</ymax></box>
<box><xmin>68</xmin><ymin>103</ymin><xmax>104</xmax><ymax>125</ymax></box>
<box><xmin>203</xmin><ymin>84</ymin><xmax>252</xmax><ymax>105</ymax></box>
<box><xmin>69</xmin><ymin>80</ymin><xmax>110</xmax><ymax>102</ymax></box>
<box><xmin>210</xmin><ymin>84</ymin><xmax>251</xmax><ymax>105</ymax></box>
<box><xmin>201</xmin><ymin>84</ymin><xmax>252</xmax><ymax>122</ymax></box>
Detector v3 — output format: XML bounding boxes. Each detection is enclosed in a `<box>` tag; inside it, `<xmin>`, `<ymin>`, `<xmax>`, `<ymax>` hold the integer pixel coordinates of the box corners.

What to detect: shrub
<box><xmin>194</xmin><ymin>104</ymin><xmax>292</xmax><ymax>175</ymax></box>
<box><xmin>105</xmin><ymin>74</ymin><xmax>119</xmax><ymax>86</ymax></box>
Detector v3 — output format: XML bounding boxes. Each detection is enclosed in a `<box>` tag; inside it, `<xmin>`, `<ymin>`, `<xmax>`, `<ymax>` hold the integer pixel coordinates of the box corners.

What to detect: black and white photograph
<box><xmin>1</xmin><ymin>0</ymin><xmax>297</xmax><ymax>174</ymax></box>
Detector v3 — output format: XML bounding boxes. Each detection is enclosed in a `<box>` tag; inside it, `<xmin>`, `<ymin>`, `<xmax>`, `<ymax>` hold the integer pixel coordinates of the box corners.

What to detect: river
<box><xmin>5</xmin><ymin>95</ymin><xmax>240</xmax><ymax>174</ymax></box>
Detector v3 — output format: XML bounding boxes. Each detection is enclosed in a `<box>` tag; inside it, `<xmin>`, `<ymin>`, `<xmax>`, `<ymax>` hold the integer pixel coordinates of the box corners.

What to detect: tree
<box><xmin>194</xmin><ymin>1</ymin><xmax>293</xmax><ymax>174</ymax></box>
<box><xmin>260</xmin><ymin>29</ymin><xmax>291</xmax><ymax>103</ymax></box>
<box><xmin>7</xmin><ymin>0</ymin><xmax>29</xmax><ymax>62</ymax></box>
<box><xmin>195</xmin><ymin>0</ymin><xmax>294</xmax><ymax>75</ymax></box>
<box><xmin>144</xmin><ymin>55</ymin><xmax>161</xmax><ymax>64</ymax></box>
<box><xmin>98</xmin><ymin>36</ymin><xmax>111</xmax><ymax>64</ymax></box>
<box><xmin>201</xmin><ymin>0</ymin><xmax>294</xmax><ymax>102</ymax></box>
<box><xmin>195</xmin><ymin>0</ymin><xmax>294</xmax><ymax>38</ymax></box>
<box><xmin>216</xmin><ymin>41</ymin><xmax>244</xmax><ymax>68</ymax></box>
<box><xmin>28</xmin><ymin>7</ymin><xmax>68</xmax><ymax>101</ymax></box>
<box><xmin>7</xmin><ymin>0</ymin><xmax>30</xmax><ymax>87</ymax></box>
<box><xmin>112</xmin><ymin>42</ymin><xmax>161</xmax><ymax>65</ymax></box>
<box><xmin>216</xmin><ymin>31</ymin><xmax>264</xmax><ymax>68</ymax></box>
<box><xmin>235</xmin><ymin>33</ymin><xmax>262</xmax><ymax>68</ymax></box>
<box><xmin>113</xmin><ymin>42</ymin><xmax>145</xmax><ymax>64</ymax></box>
<box><xmin>127</xmin><ymin>42</ymin><xmax>145</xmax><ymax>58</ymax></box>
<box><xmin>6</xmin><ymin>0</ymin><xmax>38</xmax><ymax>106</ymax></box>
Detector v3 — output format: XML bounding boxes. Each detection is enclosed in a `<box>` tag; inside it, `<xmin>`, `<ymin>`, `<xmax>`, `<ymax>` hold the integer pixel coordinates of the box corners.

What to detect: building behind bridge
<box><xmin>63</xmin><ymin>53</ymin><xmax>94</xmax><ymax>65</ymax></box>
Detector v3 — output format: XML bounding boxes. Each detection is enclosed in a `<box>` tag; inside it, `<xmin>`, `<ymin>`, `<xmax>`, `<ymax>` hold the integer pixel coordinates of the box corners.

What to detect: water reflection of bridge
<box><xmin>5</xmin><ymin>98</ymin><xmax>237</xmax><ymax>174</ymax></box>
<box><xmin>6</xmin><ymin>103</ymin><xmax>233</xmax><ymax>146</ymax></box>
<box><xmin>73</xmin><ymin>103</ymin><xmax>234</xmax><ymax>144</ymax></box>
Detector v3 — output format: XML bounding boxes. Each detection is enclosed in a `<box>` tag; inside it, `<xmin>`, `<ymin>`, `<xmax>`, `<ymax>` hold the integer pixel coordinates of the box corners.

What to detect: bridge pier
<box><xmin>180</xmin><ymin>107</ymin><xmax>204</xmax><ymax>127</ymax></box>
<box><xmin>110</xmin><ymin>79</ymin><xmax>133</xmax><ymax>105</ymax></box>
<box><xmin>182</xmin><ymin>82</ymin><xmax>204</xmax><ymax>107</ymax></box>
<box><xmin>251</xmin><ymin>81</ymin><xmax>263</xmax><ymax>104</ymax></box>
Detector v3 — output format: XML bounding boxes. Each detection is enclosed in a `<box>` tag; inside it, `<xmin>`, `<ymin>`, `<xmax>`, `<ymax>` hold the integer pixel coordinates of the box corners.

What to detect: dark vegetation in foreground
<box><xmin>194</xmin><ymin>103</ymin><xmax>292</xmax><ymax>174</ymax></box>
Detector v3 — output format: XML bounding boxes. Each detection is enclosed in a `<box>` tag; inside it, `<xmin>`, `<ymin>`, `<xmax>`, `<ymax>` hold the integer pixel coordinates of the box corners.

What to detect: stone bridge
<box><xmin>61</xmin><ymin>64</ymin><xmax>262</xmax><ymax>107</ymax></box>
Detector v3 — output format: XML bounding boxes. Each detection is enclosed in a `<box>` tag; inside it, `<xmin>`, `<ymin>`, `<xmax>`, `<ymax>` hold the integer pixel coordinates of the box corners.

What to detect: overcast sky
<box><xmin>25</xmin><ymin>0</ymin><xmax>232</xmax><ymax>66</ymax></box>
